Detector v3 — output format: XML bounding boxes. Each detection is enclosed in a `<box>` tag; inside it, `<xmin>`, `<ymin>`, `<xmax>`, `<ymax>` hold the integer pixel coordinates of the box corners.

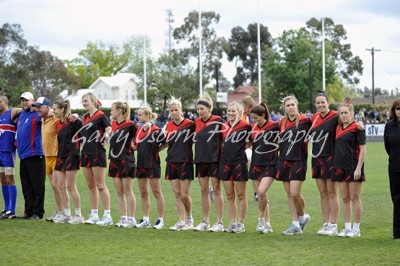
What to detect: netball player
<box><xmin>193</xmin><ymin>93</ymin><xmax>224</xmax><ymax>232</ymax></box>
<box><xmin>219</xmin><ymin>101</ymin><xmax>251</xmax><ymax>233</ymax></box>
<box><xmin>134</xmin><ymin>106</ymin><xmax>165</xmax><ymax>230</ymax></box>
<box><xmin>333</xmin><ymin>102</ymin><xmax>366</xmax><ymax>237</ymax></box>
<box><xmin>108</xmin><ymin>101</ymin><xmax>137</xmax><ymax>228</ymax></box>
<box><xmin>53</xmin><ymin>100</ymin><xmax>83</xmax><ymax>224</ymax></box>
<box><xmin>249</xmin><ymin>102</ymin><xmax>279</xmax><ymax>234</ymax></box>
<box><xmin>80</xmin><ymin>92</ymin><xmax>113</xmax><ymax>226</ymax></box>
<box><xmin>277</xmin><ymin>95</ymin><xmax>311</xmax><ymax>235</ymax></box>
<box><xmin>310</xmin><ymin>92</ymin><xmax>340</xmax><ymax>235</ymax></box>
<box><xmin>164</xmin><ymin>97</ymin><xmax>196</xmax><ymax>231</ymax></box>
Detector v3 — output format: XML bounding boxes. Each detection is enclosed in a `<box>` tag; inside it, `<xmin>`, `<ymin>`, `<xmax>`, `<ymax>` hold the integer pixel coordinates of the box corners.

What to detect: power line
<box><xmin>366</xmin><ymin>47</ymin><xmax>381</xmax><ymax>104</ymax></box>
<box><xmin>379</xmin><ymin>49</ymin><xmax>400</xmax><ymax>54</ymax></box>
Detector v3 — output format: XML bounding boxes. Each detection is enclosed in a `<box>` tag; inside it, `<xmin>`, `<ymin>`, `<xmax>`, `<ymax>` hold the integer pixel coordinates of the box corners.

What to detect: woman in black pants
<box><xmin>384</xmin><ymin>98</ymin><xmax>400</xmax><ymax>239</ymax></box>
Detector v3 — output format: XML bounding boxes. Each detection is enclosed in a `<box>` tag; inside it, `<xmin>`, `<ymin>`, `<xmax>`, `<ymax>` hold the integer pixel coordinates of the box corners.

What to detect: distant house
<box><xmin>89</xmin><ymin>73</ymin><xmax>141</xmax><ymax>108</ymax></box>
<box><xmin>63</xmin><ymin>73</ymin><xmax>142</xmax><ymax>109</ymax></box>
<box><xmin>227</xmin><ymin>85</ymin><xmax>259</xmax><ymax>104</ymax></box>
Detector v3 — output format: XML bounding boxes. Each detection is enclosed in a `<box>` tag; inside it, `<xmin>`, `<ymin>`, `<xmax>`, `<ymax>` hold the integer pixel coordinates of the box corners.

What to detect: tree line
<box><xmin>1</xmin><ymin>12</ymin><xmax>368</xmax><ymax>108</ymax></box>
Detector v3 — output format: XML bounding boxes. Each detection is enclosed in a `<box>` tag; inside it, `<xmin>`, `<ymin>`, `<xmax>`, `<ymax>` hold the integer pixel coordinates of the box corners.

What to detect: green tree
<box><xmin>173</xmin><ymin>10</ymin><xmax>227</xmax><ymax>87</ymax></box>
<box><xmin>226</xmin><ymin>23</ymin><xmax>273</xmax><ymax>87</ymax></box>
<box><xmin>66</xmin><ymin>41</ymin><xmax>130</xmax><ymax>88</ymax></box>
<box><xmin>0</xmin><ymin>23</ymin><xmax>79</xmax><ymax>105</ymax></box>
<box><xmin>264</xmin><ymin>17</ymin><xmax>363</xmax><ymax>104</ymax></box>
<box><xmin>305</xmin><ymin>17</ymin><xmax>363</xmax><ymax>85</ymax></box>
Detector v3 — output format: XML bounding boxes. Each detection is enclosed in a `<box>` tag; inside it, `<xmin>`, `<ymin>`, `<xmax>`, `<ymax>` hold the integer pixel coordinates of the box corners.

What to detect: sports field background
<box><xmin>0</xmin><ymin>142</ymin><xmax>399</xmax><ymax>265</ymax></box>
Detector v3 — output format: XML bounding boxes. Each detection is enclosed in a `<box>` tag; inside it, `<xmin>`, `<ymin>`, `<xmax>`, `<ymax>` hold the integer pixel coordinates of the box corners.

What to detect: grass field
<box><xmin>0</xmin><ymin>142</ymin><xmax>399</xmax><ymax>265</ymax></box>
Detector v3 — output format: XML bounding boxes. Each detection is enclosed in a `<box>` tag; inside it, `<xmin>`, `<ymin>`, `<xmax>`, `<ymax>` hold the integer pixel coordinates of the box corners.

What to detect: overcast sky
<box><xmin>1</xmin><ymin>0</ymin><xmax>400</xmax><ymax>93</ymax></box>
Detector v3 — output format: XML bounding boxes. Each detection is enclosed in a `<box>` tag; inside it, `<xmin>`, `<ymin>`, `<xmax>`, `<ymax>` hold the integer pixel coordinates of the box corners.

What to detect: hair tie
<box><xmin>197</xmin><ymin>100</ymin><xmax>211</xmax><ymax>108</ymax></box>
<box><xmin>345</xmin><ymin>99</ymin><xmax>352</xmax><ymax>104</ymax></box>
<box><xmin>97</xmin><ymin>99</ymin><xmax>102</xmax><ymax>106</ymax></box>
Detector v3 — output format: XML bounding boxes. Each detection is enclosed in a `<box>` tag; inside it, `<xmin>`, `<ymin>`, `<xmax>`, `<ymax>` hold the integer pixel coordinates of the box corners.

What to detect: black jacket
<box><xmin>384</xmin><ymin>119</ymin><xmax>400</xmax><ymax>172</ymax></box>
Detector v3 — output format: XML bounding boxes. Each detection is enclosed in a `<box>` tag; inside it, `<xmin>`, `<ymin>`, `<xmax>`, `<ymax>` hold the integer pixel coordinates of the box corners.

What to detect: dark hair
<box><xmin>250</xmin><ymin>102</ymin><xmax>270</xmax><ymax>121</ymax></box>
<box><xmin>315</xmin><ymin>91</ymin><xmax>329</xmax><ymax>102</ymax></box>
<box><xmin>389</xmin><ymin>98</ymin><xmax>400</xmax><ymax>120</ymax></box>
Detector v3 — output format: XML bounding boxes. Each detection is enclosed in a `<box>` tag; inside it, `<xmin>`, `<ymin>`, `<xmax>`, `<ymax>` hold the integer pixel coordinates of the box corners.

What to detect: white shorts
<box><xmin>0</xmin><ymin>167</ymin><xmax>15</xmax><ymax>175</ymax></box>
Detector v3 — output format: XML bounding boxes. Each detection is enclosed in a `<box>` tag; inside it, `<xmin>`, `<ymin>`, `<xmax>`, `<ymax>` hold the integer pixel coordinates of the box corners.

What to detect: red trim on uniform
<box><xmin>31</xmin><ymin>115</ymin><xmax>37</xmax><ymax>155</ymax></box>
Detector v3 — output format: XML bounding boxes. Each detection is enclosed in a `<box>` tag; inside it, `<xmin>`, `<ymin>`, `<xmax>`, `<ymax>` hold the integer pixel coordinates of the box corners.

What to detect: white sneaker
<box><xmin>326</xmin><ymin>224</ymin><xmax>338</xmax><ymax>236</ymax></box>
<box><xmin>300</xmin><ymin>214</ymin><xmax>311</xmax><ymax>232</ymax></box>
<box><xmin>347</xmin><ymin>228</ymin><xmax>361</xmax><ymax>238</ymax></box>
<box><xmin>46</xmin><ymin>211</ymin><xmax>63</xmax><ymax>222</ymax></box>
<box><xmin>262</xmin><ymin>224</ymin><xmax>273</xmax><ymax>234</ymax></box>
<box><xmin>317</xmin><ymin>223</ymin><xmax>329</xmax><ymax>235</ymax></box>
<box><xmin>233</xmin><ymin>223</ymin><xmax>245</xmax><ymax>233</ymax></box>
<box><xmin>194</xmin><ymin>221</ymin><xmax>210</xmax><ymax>231</ymax></box>
<box><xmin>97</xmin><ymin>215</ymin><xmax>113</xmax><ymax>226</ymax></box>
<box><xmin>53</xmin><ymin>213</ymin><xmax>70</xmax><ymax>224</ymax></box>
<box><xmin>209</xmin><ymin>222</ymin><xmax>224</xmax><ymax>232</ymax></box>
<box><xmin>115</xmin><ymin>217</ymin><xmax>128</xmax><ymax>228</ymax></box>
<box><xmin>126</xmin><ymin>218</ymin><xmax>137</xmax><ymax>228</ymax></box>
<box><xmin>256</xmin><ymin>219</ymin><xmax>266</xmax><ymax>233</ymax></box>
<box><xmin>224</xmin><ymin>223</ymin><xmax>236</xmax><ymax>233</ymax></box>
<box><xmin>136</xmin><ymin>219</ymin><xmax>151</xmax><ymax>228</ymax></box>
<box><xmin>169</xmin><ymin>221</ymin><xmax>186</xmax><ymax>231</ymax></box>
<box><xmin>153</xmin><ymin>218</ymin><xmax>164</xmax><ymax>230</ymax></box>
<box><xmin>183</xmin><ymin>217</ymin><xmax>194</xmax><ymax>230</ymax></box>
<box><xmin>68</xmin><ymin>215</ymin><xmax>84</xmax><ymax>225</ymax></box>
<box><xmin>84</xmin><ymin>214</ymin><xmax>100</xmax><ymax>225</ymax></box>
<box><xmin>338</xmin><ymin>228</ymin><xmax>352</xmax><ymax>237</ymax></box>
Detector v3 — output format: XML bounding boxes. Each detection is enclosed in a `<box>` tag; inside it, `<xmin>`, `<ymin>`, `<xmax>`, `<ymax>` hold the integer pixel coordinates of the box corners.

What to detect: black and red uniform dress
<box><xmin>194</xmin><ymin>115</ymin><xmax>223</xmax><ymax>178</ymax></box>
<box><xmin>249</xmin><ymin>120</ymin><xmax>280</xmax><ymax>180</ymax></box>
<box><xmin>218</xmin><ymin>119</ymin><xmax>251</xmax><ymax>181</ymax></box>
<box><xmin>332</xmin><ymin>122</ymin><xmax>366</xmax><ymax>182</ymax></box>
<box><xmin>134</xmin><ymin>124</ymin><xmax>164</xmax><ymax>179</ymax></box>
<box><xmin>80</xmin><ymin>110</ymin><xmax>111</xmax><ymax>167</ymax></box>
<box><xmin>165</xmin><ymin>118</ymin><xmax>195</xmax><ymax>180</ymax></box>
<box><xmin>310</xmin><ymin>110</ymin><xmax>338</xmax><ymax>179</ymax></box>
<box><xmin>55</xmin><ymin>118</ymin><xmax>82</xmax><ymax>171</ymax></box>
<box><xmin>276</xmin><ymin>114</ymin><xmax>311</xmax><ymax>181</ymax></box>
<box><xmin>108</xmin><ymin>119</ymin><xmax>137</xmax><ymax>178</ymax></box>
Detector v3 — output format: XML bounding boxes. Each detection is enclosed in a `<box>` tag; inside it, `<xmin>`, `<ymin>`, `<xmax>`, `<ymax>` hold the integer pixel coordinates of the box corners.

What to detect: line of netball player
<box><xmin>48</xmin><ymin>91</ymin><xmax>365</xmax><ymax>237</ymax></box>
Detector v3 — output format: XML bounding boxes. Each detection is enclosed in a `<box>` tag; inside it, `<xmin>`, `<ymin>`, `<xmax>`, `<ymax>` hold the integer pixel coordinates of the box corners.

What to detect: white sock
<box><xmin>353</xmin><ymin>223</ymin><xmax>360</xmax><ymax>230</ymax></box>
<box><xmin>75</xmin><ymin>208</ymin><xmax>81</xmax><ymax>216</ymax></box>
<box><xmin>258</xmin><ymin>217</ymin><xmax>265</xmax><ymax>222</ymax></box>
<box><xmin>345</xmin><ymin>223</ymin><xmax>352</xmax><ymax>230</ymax></box>
<box><xmin>64</xmin><ymin>208</ymin><xmax>71</xmax><ymax>216</ymax></box>
<box><xmin>158</xmin><ymin>217</ymin><xmax>164</xmax><ymax>222</ymax></box>
<box><xmin>299</xmin><ymin>216</ymin><xmax>305</xmax><ymax>224</ymax></box>
<box><xmin>292</xmin><ymin>221</ymin><xmax>300</xmax><ymax>228</ymax></box>
<box><xmin>122</xmin><ymin>215</ymin><xmax>127</xmax><ymax>220</ymax></box>
<box><xmin>104</xmin><ymin>210</ymin><xmax>111</xmax><ymax>217</ymax></box>
<box><xmin>143</xmin><ymin>216</ymin><xmax>150</xmax><ymax>221</ymax></box>
<box><xmin>91</xmin><ymin>209</ymin><xmax>98</xmax><ymax>216</ymax></box>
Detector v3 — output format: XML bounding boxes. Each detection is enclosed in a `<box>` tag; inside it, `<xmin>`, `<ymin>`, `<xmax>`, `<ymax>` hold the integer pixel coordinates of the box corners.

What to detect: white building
<box><xmin>63</xmin><ymin>73</ymin><xmax>142</xmax><ymax>109</ymax></box>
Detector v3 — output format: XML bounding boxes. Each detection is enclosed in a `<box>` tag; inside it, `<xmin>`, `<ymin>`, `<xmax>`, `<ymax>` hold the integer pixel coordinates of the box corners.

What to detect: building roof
<box><xmin>89</xmin><ymin>73</ymin><xmax>140</xmax><ymax>89</ymax></box>
<box><xmin>227</xmin><ymin>85</ymin><xmax>259</xmax><ymax>104</ymax></box>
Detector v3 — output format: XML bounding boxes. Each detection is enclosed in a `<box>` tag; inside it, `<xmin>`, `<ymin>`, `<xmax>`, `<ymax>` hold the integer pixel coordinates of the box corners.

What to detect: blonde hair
<box><xmin>227</xmin><ymin>101</ymin><xmax>244</xmax><ymax>124</ymax></box>
<box><xmin>168</xmin><ymin>96</ymin><xmax>182</xmax><ymax>111</ymax></box>
<box><xmin>337</xmin><ymin>102</ymin><xmax>355</xmax><ymax>125</ymax></box>
<box><xmin>112</xmin><ymin>101</ymin><xmax>131</xmax><ymax>120</ymax></box>
<box><xmin>53</xmin><ymin>99</ymin><xmax>71</xmax><ymax>122</ymax></box>
<box><xmin>138</xmin><ymin>106</ymin><xmax>158</xmax><ymax>121</ymax></box>
<box><xmin>241</xmin><ymin>96</ymin><xmax>254</xmax><ymax>109</ymax></box>
<box><xmin>82</xmin><ymin>92</ymin><xmax>100</xmax><ymax>109</ymax></box>
<box><xmin>281</xmin><ymin>95</ymin><xmax>300</xmax><ymax>130</ymax></box>
<box><xmin>197</xmin><ymin>92</ymin><xmax>213</xmax><ymax>112</ymax></box>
